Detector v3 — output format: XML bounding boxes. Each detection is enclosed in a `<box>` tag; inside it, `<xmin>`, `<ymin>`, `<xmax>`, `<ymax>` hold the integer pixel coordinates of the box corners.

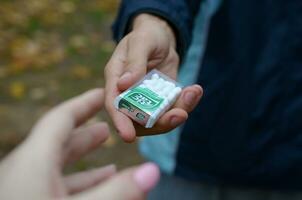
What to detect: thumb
<box><xmin>70</xmin><ymin>163</ymin><xmax>160</xmax><ymax>200</ymax></box>
<box><xmin>117</xmin><ymin>34</ymin><xmax>152</xmax><ymax>91</ymax></box>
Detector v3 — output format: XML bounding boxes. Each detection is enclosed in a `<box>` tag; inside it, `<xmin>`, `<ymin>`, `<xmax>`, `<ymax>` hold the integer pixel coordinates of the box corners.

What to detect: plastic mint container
<box><xmin>114</xmin><ymin>69</ymin><xmax>182</xmax><ymax>128</ymax></box>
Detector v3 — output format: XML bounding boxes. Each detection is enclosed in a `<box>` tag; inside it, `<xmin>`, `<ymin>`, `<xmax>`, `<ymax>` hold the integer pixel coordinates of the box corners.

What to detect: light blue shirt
<box><xmin>139</xmin><ymin>0</ymin><xmax>222</xmax><ymax>174</ymax></box>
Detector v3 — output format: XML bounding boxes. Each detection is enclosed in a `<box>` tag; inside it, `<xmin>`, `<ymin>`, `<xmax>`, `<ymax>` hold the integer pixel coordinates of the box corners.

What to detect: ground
<box><xmin>0</xmin><ymin>0</ymin><xmax>144</xmax><ymax>172</ymax></box>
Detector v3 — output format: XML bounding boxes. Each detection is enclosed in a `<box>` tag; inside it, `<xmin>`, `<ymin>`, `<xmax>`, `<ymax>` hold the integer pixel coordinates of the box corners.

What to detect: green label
<box><xmin>123</xmin><ymin>87</ymin><xmax>164</xmax><ymax>113</ymax></box>
<box><xmin>118</xmin><ymin>99</ymin><xmax>135</xmax><ymax>112</ymax></box>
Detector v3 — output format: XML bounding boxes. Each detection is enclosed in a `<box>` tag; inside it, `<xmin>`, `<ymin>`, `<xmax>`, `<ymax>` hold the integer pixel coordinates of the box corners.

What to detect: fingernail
<box><xmin>120</xmin><ymin>72</ymin><xmax>132</xmax><ymax>82</ymax></box>
<box><xmin>170</xmin><ymin>116</ymin><xmax>183</xmax><ymax>127</ymax></box>
<box><xmin>134</xmin><ymin>162</ymin><xmax>160</xmax><ymax>193</ymax></box>
<box><xmin>117</xmin><ymin>131</ymin><xmax>136</xmax><ymax>143</ymax></box>
<box><xmin>184</xmin><ymin>91</ymin><xmax>196</xmax><ymax>105</ymax></box>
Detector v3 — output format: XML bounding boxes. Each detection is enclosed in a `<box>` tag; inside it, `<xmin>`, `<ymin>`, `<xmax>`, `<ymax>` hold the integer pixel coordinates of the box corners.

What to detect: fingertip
<box><xmin>173</xmin><ymin>85</ymin><xmax>203</xmax><ymax>113</ymax></box>
<box><xmin>163</xmin><ymin>108</ymin><xmax>188</xmax><ymax>121</ymax></box>
<box><xmin>113</xmin><ymin>115</ymin><xmax>137</xmax><ymax>143</ymax></box>
<box><xmin>154</xmin><ymin>108</ymin><xmax>188</xmax><ymax>132</ymax></box>
<box><xmin>168</xmin><ymin>109</ymin><xmax>188</xmax><ymax>127</ymax></box>
<box><xmin>192</xmin><ymin>84</ymin><xmax>203</xmax><ymax>96</ymax></box>
<box><xmin>133</xmin><ymin>162</ymin><xmax>160</xmax><ymax>193</ymax></box>
<box><xmin>170</xmin><ymin>117</ymin><xmax>186</xmax><ymax>127</ymax></box>
<box><xmin>82</xmin><ymin>88</ymin><xmax>105</xmax><ymax>103</ymax></box>
<box><xmin>181</xmin><ymin>84</ymin><xmax>203</xmax><ymax>98</ymax></box>
<box><xmin>118</xmin><ymin>130</ymin><xmax>137</xmax><ymax>143</ymax></box>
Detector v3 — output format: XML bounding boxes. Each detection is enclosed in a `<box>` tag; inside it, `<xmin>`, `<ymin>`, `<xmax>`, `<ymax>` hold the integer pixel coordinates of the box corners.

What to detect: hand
<box><xmin>0</xmin><ymin>89</ymin><xmax>159</xmax><ymax>200</ymax></box>
<box><xmin>105</xmin><ymin>14</ymin><xmax>203</xmax><ymax>142</ymax></box>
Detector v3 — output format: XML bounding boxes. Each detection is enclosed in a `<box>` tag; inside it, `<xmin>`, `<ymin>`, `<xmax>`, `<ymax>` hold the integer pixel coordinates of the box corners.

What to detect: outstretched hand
<box><xmin>105</xmin><ymin>14</ymin><xmax>203</xmax><ymax>142</ymax></box>
<box><xmin>0</xmin><ymin>89</ymin><xmax>159</xmax><ymax>200</ymax></box>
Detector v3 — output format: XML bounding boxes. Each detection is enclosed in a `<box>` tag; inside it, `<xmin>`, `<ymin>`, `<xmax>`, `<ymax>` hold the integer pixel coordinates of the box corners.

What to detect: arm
<box><xmin>112</xmin><ymin>0</ymin><xmax>203</xmax><ymax>59</ymax></box>
<box><xmin>0</xmin><ymin>89</ymin><xmax>160</xmax><ymax>200</ymax></box>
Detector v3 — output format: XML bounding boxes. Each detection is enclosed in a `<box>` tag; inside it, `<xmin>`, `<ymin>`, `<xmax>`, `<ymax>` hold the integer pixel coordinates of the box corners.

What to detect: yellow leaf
<box><xmin>101</xmin><ymin>41</ymin><xmax>115</xmax><ymax>53</ymax></box>
<box><xmin>49</xmin><ymin>46</ymin><xmax>65</xmax><ymax>63</ymax></box>
<box><xmin>0</xmin><ymin>67</ymin><xmax>8</xmax><ymax>78</ymax></box>
<box><xmin>71</xmin><ymin>65</ymin><xmax>91</xmax><ymax>79</ymax></box>
<box><xmin>9</xmin><ymin>81</ymin><xmax>26</xmax><ymax>99</ymax></box>
<box><xmin>97</xmin><ymin>0</ymin><xmax>119</xmax><ymax>13</ymax></box>
<box><xmin>8</xmin><ymin>62</ymin><xmax>28</xmax><ymax>74</ymax></box>
<box><xmin>60</xmin><ymin>1</ymin><xmax>76</xmax><ymax>14</ymax></box>
<box><xmin>69</xmin><ymin>35</ymin><xmax>88</xmax><ymax>50</ymax></box>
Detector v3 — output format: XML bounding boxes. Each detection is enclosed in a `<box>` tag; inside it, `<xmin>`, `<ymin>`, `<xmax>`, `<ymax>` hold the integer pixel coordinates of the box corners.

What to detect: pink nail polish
<box><xmin>134</xmin><ymin>162</ymin><xmax>160</xmax><ymax>193</ymax></box>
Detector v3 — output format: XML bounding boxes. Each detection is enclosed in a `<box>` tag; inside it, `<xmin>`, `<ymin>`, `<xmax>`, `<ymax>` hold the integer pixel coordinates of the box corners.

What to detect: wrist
<box><xmin>132</xmin><ymin>14</ymin><xmax>176</xmax><ymax>49</ymax></box>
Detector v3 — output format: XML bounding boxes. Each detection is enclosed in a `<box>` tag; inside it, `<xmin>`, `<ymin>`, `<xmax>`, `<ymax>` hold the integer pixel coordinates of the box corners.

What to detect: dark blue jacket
<box><xmin>113</xmin><ymin>0</ymin><xmax>302</xmax><ymax>189</ymax></box>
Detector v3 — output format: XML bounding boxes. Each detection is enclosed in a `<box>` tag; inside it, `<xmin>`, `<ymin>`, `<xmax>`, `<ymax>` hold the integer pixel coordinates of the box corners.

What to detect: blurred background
<box><xmin>0</xmin><ymin>0</ymin><xmax>144</xmax><ymax>171</ymax></box>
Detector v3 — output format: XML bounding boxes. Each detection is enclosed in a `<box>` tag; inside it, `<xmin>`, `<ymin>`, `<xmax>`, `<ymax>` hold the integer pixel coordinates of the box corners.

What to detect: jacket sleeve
<box><xmin>112</xmin><ymin>0</ymin><xmax>203</xmax><ymax>60</ymax></box>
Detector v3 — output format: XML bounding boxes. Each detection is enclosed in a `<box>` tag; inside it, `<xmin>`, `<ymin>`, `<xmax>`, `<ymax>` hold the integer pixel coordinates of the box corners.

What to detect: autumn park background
<box><xmin>0</xmin><ymin>0</ymin><xmax>144</xmax><ymax>171</ymax></box>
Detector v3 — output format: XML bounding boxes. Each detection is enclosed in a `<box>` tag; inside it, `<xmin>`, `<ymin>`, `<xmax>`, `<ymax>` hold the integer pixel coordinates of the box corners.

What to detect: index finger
<box><xmin>30</xmin><ymin>88</ymin><xmax>105</xmax><ymax>148</ymax></box>
<box><xmin>104</xmin><ymin>38</ymin><xmax>137</xmax><ymax>142</ymax></box>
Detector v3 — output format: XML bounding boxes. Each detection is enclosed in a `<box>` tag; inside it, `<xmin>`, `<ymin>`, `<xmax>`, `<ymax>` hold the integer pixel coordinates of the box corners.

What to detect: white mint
<box><xmin>144</xmin><ymin>79</ymin><xmax>152</xmax><ymax>85</ymax></box>
<box><xmin>116</xmin><ymin>71</ymin><xmax>182</xmax><ymax>129</ymax></box>
<box><xmin>140</xmin><ymin>84</ymin><xmax>147</xmax><ymax>88</ymax></box>
<box><xmin>167</xmin><ymin>87</ymin><xmax>181</xmax><ymax>102</ymax></box>
<box><xmin>174</xmin><ymin>87</ymin><xmax>182</xmax><ymax>94</ymax></box>
<box><xmin>162</xmin><ymin>99</ymin><xmax>169</xmax><ymax>107</ymax></box>
<box><xmin>162</xmin><ymin>86</ymin><xmax>173</xmax><ymax>97</ymax></box>
<box><xmin>158</xmin><ymin>78</ymin><xmax>165</xmax><ymax>86</ymax></box>
<box><xmin>151</xmin><ymin>73</ymin><xmax>160</xmax><ymax>80</ymax></box>
<box><xmin>166</xmin><ymin>81</ymin><xmax>175</xmax><ymax>88</ymax></box>
<box><xmin>142</xmin><ymin>75</ymin><xmax>181</xmax><ymax>104</ymax></box>
<box><xmin>156</xmin><ymin>90</ymin><xmax>165</xmax><ymax>97</ymax></box>
<box><xmin>167</xmin><ymin>93</ymin><xmax>174</xmax><ymax>100</ymax></box>
<box><xmin>140</xmin><ymin>73</ymin><xmax>182</xmax><ymax>125</ymax></box>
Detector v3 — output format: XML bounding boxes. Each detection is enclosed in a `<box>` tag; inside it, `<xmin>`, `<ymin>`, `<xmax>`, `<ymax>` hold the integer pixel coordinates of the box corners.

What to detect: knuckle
<box><xmin>133</xmin><ymin>30</ymin><xmax>150</xmax><ymax>39</ymax></box>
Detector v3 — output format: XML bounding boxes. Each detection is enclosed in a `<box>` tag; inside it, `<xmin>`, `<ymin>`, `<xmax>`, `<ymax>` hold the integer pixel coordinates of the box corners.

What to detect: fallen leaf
<box><xmin>69</xmin><ymin>35</ymin><xmax>89</xmax><ymax>50</ymax></box>
<box><xmin>59</xmin><ymin>1</ymin><xmax>76</xmax><ymax>14</ymax></box>
<box><xmin>71</xmin><ymin>65</ymin><xmax>91</xmax><ymax>79</ymax></box>
<box><xmin>29</xmin><ymin>87</ymin><xmax>47</xmax><ymax>101</ymax></box>
<box><xmin>9</xmin><ymin>81</ymin><xmax>26</xmax><ymax>99</ymax></box>
<box><xmin>0</xmin><ymin>67</ymin><xmax>8</xmax><ymax>78</ymax></box>
<box><xmin>101</xmin><ymin>40</ymin><xmax>115</xmax><ymax>53</ymax></box>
